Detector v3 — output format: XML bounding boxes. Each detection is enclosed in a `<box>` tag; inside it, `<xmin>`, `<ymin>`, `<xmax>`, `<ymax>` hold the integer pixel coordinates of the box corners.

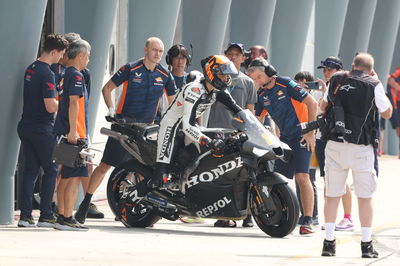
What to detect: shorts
<box><xmin>274</xmin><ymin>136</ymin><xmax>312</xmax><ymax>179</ymax></box>
<box><xmin>101</xmin><ymin>136</ymin><xmax>131</xmax><ymax>167</ymax></box>
<box><xmin>389</xmin><ymin>103</ymin><xmax>400</xmax><ymax>128</ymax></box>
<box><xmin>61</xmin><ymin>165</ymin><xmax>88</xmax><ymax>179</ymax></box>
<box><xmin>324</xmin><ymin>140</ymin><xmax>377</xmax><ymax>198</ymax></box>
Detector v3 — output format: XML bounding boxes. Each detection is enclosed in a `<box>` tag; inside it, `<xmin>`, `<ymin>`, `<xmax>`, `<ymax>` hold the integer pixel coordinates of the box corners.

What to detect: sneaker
<box><xmin>86</xmin><ymin>203</ymin><xmax>104</xmax><ymax>219</ymax></box>
<box><xmin>37</xmin><ymin>216</ymin><xmax>56</xmax><ymax>228</ymax></box>
<box><xmin>242</xmin><ymin>215</ymin><xmax>254</xmax><ymax>227</ymax></box>
<box><xmin>312</xmin><ymin>217</ymin><xmax>319</xmax><ymax>226</ymax></box>
<box><xmin>18</xmin><ymin>216</ymin><xmax>35</xmax><ymax>227</ymax></box>
<box><xmin>54</xmin><ymin>215</ymin><xmax>66</xmax><ymax>230</ymax></box>
<box><xmin>74</xmin><ymin>202</ymin><xmax>90</xmax><ymax>224</ymax></box>
<box><xmin>361</xmin><ymin>241</ymin><xmax>379</xmax><ymax>258</ymax></box>
<box><xmin>321</xmin><ymin>239</ymin><xmax>336</xmax><ymax>256</ymax></box>
<box><xmin>299</xmin><ymin>224</ymin><xmax>315</xmax><ymax>235</ymax></box>
<box><xmin>179</xmin><ymin>217</ymin><xmax>205</xmax><ymax>224</ymax></box>
<box><xmin>55</xmin><ymin>216</ymin><xmax>89</xmax><ymax>231</ymax></box>
<box><xmin>335</xmin><ymin>218</ymin><xmax>354</xmax><ymax>231</ymax></box>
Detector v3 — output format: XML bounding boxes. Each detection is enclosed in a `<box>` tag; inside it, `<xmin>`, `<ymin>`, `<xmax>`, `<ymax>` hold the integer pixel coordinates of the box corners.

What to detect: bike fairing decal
<box><xmin>159</xmin><ymin>126</ymin><xmax>173</xmax><ymax>160</ymax></box>
<box><xmin>196</xmin><ymin>196</ymin><xmax>232</xmax><ymax>218</ymax></box>
<box><xmin>186</xmin><ymin>157</ymin><xmax>243</xmax><ymax>189</ymax></box>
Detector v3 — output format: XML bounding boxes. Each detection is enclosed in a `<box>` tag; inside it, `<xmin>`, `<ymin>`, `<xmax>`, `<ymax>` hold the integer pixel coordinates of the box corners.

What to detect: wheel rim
<box><xmin>251</xmin><ymin>186</ymin><xmax>289</xmax><ymax>227</ymax></box>
<box><xmin>110</xmin><ymin>170</ymin><xmax>151</xmax><ymax>225</ymax></box>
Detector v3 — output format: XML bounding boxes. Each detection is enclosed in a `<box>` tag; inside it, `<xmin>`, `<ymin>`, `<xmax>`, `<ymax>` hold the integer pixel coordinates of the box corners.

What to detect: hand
<box><xmin>107</xmin><ymin>107</ymin><xmax>115</xmax><ymax>117</ymax></box>
<box><xmin>316</xmin><ymin>79</ymin><xmax>326</xmax><ymax>92</ymax></box>
<box><xmin>300</xmin><ymin>131</ymin><xmax>315</xmax><ymax>152</ymax></box>
<box><xmin>199</xmin><ymin>136</ymin><xmax>211</xmax><ymax>147</ymax></box>
<box><xmin>67</xmin><ymin>131</ymin><xmax>79</xmax><ymax>144</ymax></box>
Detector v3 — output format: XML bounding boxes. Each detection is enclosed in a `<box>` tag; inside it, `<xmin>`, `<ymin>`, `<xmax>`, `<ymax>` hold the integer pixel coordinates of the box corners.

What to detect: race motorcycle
<box><xmin>103</xmin><ymin>109</ymin><xmax>299</xmax><ymax>237</ymax></box>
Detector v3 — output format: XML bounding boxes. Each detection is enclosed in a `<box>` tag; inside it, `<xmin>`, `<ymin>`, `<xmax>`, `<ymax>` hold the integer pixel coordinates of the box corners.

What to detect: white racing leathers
<box><xmin>157</xmin><ymin>80</ymin><xmax>241</xmax><ymax>164</ymax></box>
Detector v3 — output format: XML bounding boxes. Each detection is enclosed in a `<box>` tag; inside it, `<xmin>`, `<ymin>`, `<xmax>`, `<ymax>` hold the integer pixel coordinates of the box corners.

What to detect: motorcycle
<box><xmin>103</xmin><ymin>109</ymin><xmax>299</xmax><ymax>237</ymax></box>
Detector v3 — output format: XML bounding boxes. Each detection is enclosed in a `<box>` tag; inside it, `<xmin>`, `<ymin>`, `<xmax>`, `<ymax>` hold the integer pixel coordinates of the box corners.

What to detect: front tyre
<box><xmin>107</xmin><ymin>159</ymin><xmax>160</xmax><ymax>228</ymax></box>
<box><xmin>250</xmin><ymin>183</ymin><xmax>299</xmax><ymax>237</ymax></box>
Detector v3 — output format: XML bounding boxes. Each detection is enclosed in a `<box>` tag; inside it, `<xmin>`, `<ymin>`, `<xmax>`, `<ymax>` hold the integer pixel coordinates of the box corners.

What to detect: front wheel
<box><xmin>107</xmin><ymin>159</ymin><xmax>161</xmax><ymax>228</ymax></box>
<box><xmin>250</xmin><ymin>183</ymin><xmax>299</xmax><ymax>237</ymax></box>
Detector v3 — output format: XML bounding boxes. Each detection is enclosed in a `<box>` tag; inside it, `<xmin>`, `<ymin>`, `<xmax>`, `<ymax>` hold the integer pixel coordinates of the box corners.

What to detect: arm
<box><xmin>375</xmin><ymin>82</ymin><xmax>393</xmax><ymax>119</ymax></box>
<box><xmin>44</xmin><ymin>98</ymin><xmax>58</xmax><ymax>113</ymax></box>
<box><xmin>102</xmin><ymin>79</ymin><xmax>118</xmax><ymax>109</ymax></box>
<box><xmin>301</xmin><ymin>95</ymin><xmax>318</xmax><ymax>151</ymax></box>
<box><xmin>181</xmin><ymin>86</ymin><xmax>209</xmax><ymax>143</ymax></box>
<box><xmin>388</xmin><ymin>77</ymin><xmax>400</xmax><ymax>92</ymax></box>
<box><xmin>67</xmin><ymin>95</ymin><xmax>80</xmax><ymax>144</ymax></box>
<box><xmin>245</xmin><ymin>103</ymin><xmax>255</xmax><ymax>114</ymax></box>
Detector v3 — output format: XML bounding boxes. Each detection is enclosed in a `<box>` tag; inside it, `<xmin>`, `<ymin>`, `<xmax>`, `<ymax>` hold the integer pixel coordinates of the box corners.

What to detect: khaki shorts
<box><xmin>324</xmin><ymin>140</ymin><xmax>377</xmax><ymax>198</ymax></box>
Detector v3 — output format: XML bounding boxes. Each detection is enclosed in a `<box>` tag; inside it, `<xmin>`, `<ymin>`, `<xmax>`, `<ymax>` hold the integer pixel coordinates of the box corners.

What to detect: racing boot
<box><xmin>147</xmin><ymin>162</ymin><xmax>169</xmax><ymax>190</ymax></box>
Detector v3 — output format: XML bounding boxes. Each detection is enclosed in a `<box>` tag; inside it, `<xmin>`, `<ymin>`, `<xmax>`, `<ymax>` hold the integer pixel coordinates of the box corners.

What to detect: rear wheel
<box><xmin>107</xmin><ymin>159</ymin><xmax>160</xmax><ymax>228</ymax></box>
<box><xmin>250</xmin><ymin>183</ymin><xmax>299</xmax><ymax>237</ymax></box>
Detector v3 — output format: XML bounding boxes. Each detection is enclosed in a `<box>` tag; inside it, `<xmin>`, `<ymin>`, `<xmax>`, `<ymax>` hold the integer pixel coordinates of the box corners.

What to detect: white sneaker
<box><xmin>335</xmin><ymin>218</ymin><xmax>354</xmax><ymax>231</ymax></box>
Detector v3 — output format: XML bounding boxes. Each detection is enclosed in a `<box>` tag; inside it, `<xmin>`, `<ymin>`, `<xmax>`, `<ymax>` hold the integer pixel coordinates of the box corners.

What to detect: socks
<box><xmin>324</xmin><ymin>222</ymin><xmax>335</xmax><ymax>241</ymax></box>
<box><xmin>344</xmin><ymin>214</ymin><xmax>352</xmax><ymax>222</ymax></box>
<box><xmin>303</xmin><ymin>216</ymin><xmax>313</xmax><ymax>225</ymax></box>
<box><xmin>82</xmin><ymin>193</ymin><xmax>93</xmax><ymax>206</ymax></box>
<box><xmin>361</xmin><ymin>227</ymin><xmax>372</xmax><ymax>242</ymax></box>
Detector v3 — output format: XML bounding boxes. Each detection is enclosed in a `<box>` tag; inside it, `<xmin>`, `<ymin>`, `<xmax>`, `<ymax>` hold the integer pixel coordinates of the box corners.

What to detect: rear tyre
<box><xmin>107</xmin><ymin>159</ymin><xmax>160</xmax><ymax>228</ymax></box>
<box><xmin>250</xmin><ymin>183</ymin><xmax>299</xmax><ymax>237</ymax></box>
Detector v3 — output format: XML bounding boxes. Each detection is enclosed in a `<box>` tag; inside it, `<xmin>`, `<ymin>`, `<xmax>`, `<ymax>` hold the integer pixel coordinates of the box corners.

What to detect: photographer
<box><xmin>320</xmin><ymin>53</ymin><xmax>392</xmax><ymax>258</ymax></box>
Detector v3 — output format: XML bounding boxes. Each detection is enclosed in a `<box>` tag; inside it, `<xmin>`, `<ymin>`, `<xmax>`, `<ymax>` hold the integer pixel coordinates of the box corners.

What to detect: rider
<box><xmin>141</xmin><ymin>55</ymin><xmax>243</xmax><ymax>195</ymax></box>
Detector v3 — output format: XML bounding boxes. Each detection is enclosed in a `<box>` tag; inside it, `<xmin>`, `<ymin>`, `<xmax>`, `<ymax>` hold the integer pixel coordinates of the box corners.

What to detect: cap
<box><xmin>317</xmin><ymin>56</ymin><xmax>343</xmax><ymax>69</ymax></box>
<box><xmin>225</xmin><ymin>42</ymin><xmax>245</xmax><ymax>55</ymax></box>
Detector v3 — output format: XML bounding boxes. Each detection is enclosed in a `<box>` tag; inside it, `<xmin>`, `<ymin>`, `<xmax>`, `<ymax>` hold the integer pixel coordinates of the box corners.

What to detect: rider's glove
<box><xmin>199</xmin><ymin>136</ymin><xmax>211</xmax><ymax>147</ymax></box>
<box><xmin>107</xmin><ymin>107</ymin><xmax>115</xmax><ymax>118</ymax></box>
<box><xmin>209</xmin><ymin>139</ymin><xmax>225</xmax><ymax>154</ymax></box>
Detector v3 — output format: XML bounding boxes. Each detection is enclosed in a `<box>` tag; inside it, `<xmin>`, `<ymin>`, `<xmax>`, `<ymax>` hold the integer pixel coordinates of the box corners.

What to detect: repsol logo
<box><xmin>186</xmin><ymin>157</ymin><xmax>243</xmax><ymax>189</ymax></box>
<box><xmin>159</xmin><ymin>126</ymin><xmax>172</xmax><ymax>159</ymax></box>
<box><xmin>196</xmin><ymin>196</ymin><xmax>232</xmax><ymax>218</ymax></box>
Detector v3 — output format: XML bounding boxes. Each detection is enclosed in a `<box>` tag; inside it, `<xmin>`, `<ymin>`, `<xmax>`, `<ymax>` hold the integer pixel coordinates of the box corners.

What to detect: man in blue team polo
<box><xmin>75</xmin><ymin>37</ymin><xmax>177</xmax><ymax>224</ymax></box>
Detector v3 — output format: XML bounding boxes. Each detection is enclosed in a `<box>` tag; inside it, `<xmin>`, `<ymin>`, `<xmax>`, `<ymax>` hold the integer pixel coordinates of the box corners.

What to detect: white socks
<box><xmin>361</xmin><ymin>227</ymin><xmax>372</xmax><ymax>242</ymax></box>
<box><xmin>324</xmin><ymin>222</ymin><xmax>335</xmax><ymax>241</ymax></box>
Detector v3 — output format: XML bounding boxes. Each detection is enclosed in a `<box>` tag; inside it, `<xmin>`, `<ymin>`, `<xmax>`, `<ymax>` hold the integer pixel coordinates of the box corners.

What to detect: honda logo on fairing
<box><xmin>186</xmin><ymin>157</ymin><xmax>243</xmax><ymax>188</ymax></box>
<box><xmin>196</xmin><ymin>196</ymin><xmax>232</xmax><ymax>218</ymax></box>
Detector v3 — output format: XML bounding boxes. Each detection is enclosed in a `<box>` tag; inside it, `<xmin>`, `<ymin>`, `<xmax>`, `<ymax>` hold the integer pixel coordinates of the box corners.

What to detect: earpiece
<box><xmin>249</xmin><ymin>58</ymin><xmax>277</xmax><ymax>77</ymax></box>
<box><xmin>166</xmin><ymin>44</ymin><xmax>191</xmax><ymax>66</ymax></box>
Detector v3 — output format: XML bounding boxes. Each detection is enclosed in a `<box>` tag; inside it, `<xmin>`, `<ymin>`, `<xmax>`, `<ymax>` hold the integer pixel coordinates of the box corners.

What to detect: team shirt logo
<box><xmin>46</xmin><ymin>82</ymin><xmax>55</xmax><ymax>91</ymax></box>
<box><xmin>133</xmin><ymin>72</ymin><xmax>143</xmax><ymax>83</ymax></box>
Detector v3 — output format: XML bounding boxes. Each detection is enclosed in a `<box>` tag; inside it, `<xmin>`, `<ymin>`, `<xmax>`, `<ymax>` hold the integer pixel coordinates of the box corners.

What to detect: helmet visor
<box><xmin>217</xmin><ymin>61</ymin><xmax>238</xmax><ymax>75</ymax></box>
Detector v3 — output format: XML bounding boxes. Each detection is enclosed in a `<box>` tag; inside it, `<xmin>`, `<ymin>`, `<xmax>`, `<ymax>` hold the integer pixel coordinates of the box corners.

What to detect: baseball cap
<box><xmin>225</xmin><ymin>42</ymin><xmax>245</xmax><ymax>55</ymax></box>
<box><xmin>317</xmin><ymin>56</ymin><xmax>343</xmax><ymax>69</ymax></box>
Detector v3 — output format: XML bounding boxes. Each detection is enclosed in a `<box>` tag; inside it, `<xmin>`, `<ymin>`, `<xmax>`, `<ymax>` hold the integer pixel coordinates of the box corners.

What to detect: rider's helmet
<box><xmin>201</xmin><ymin>55</ymin><xmax>238</xmax><ymax>90</ymax></box>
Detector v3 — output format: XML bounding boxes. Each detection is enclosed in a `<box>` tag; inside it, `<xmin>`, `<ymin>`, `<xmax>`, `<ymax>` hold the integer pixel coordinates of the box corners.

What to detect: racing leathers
<box><xmin>154</xmin><ymin>78</ymin><xmax>242</xmax><ymax>184</ymax></box>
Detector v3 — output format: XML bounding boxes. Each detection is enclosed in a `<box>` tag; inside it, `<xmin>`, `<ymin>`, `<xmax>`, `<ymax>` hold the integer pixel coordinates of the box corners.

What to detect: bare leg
<box><xmin>295</xmin><ymin>173</ymin><xmax>314</xmax><ymax>217</ymax></box>
<box><xmin>86</xmin><ymin>162</ymin><xmax>111</xmax><ymax>194</ymax></box>
<box><xmin>64</xmin><ymin>177</ymin><xmax>81</xmax><ymax>218</ymax></box>
<box><xmin>341</xmin><ymin>183</ymin><xmax>352</xmax><ymax>216</ymax></box>
<box><xmin>57</xmin><ymin>178</ymin><xmax>68</xmax><ymax>216</ymax></box>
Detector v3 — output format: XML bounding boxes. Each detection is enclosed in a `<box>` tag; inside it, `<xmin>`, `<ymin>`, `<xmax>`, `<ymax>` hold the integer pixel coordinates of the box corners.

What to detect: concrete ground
<box><xmin>1</xmin><ymin>155</ymin><xmax>399</xmax><ymax>266</ymax></box>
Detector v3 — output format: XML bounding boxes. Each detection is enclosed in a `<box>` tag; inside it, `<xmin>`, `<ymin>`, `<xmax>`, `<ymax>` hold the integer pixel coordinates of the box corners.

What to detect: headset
<box><xmin>165</xmin><ymin>44</ymin><xmax>192</xmax><ymax>66</ymax></box>
<box><xmin>248</xmin><ymin>58</ymin><xmax>277</xmax><ymax>77</ymax></box>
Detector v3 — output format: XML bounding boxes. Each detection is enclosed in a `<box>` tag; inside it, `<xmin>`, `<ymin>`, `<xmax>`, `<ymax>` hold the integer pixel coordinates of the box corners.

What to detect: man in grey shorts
<box><xmin>208</xmin><ymin>42</ymin><xmax>257</xmax><ymax>227</ymax></box>
<box><xmin>321</xmin><ymin>53</ymin><xmax>392</xmax><ymax>258</ymax></box>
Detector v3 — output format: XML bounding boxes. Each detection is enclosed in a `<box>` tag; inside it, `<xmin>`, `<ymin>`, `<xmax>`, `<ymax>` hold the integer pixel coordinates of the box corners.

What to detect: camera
<box><xmin>299</xmin><ymin>115</ymin><xmax>327</xmax><ymax>135</ymax></box>
<box><xmin>305</xmin><ymin>81</ymin><xmax>320</xmax><ymax>90</ymax></box>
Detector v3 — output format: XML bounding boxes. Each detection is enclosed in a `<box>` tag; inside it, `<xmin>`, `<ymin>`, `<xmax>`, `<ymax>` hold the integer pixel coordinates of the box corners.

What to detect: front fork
<box><xmin>248</xmin><ymin>169</ymin><xmax>277</xmax><ymax>214</ymax></box>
